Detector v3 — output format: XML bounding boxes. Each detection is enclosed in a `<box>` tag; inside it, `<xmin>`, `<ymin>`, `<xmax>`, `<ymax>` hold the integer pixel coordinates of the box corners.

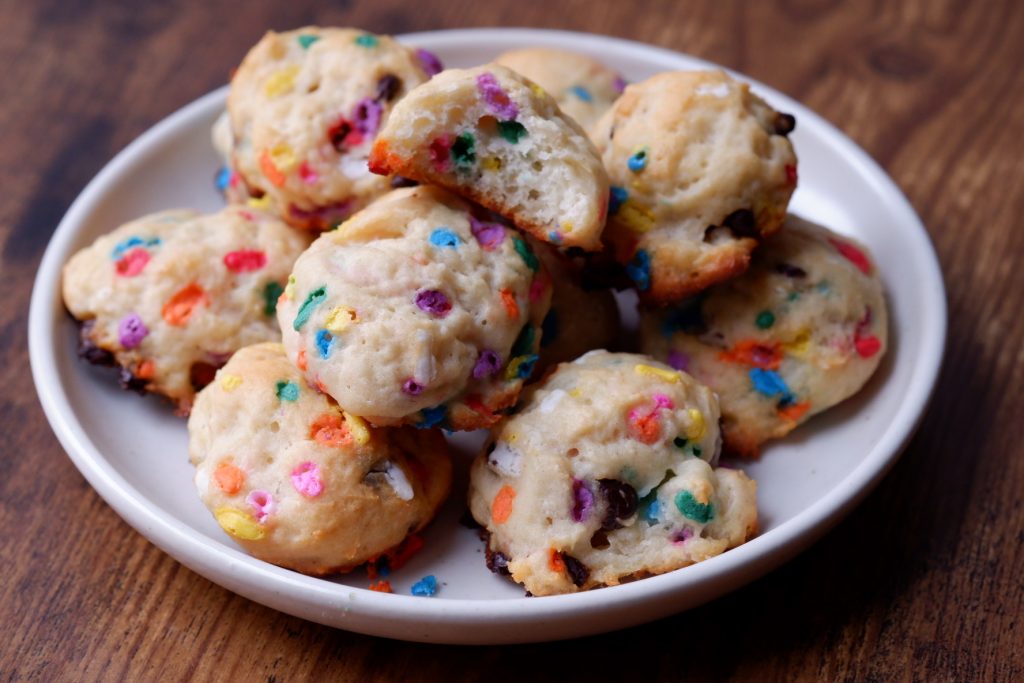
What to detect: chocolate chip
<box><xmin>76</xmin><ymin>322</ymin><xmax>114</xmax><ymax>366</ymax></box>
<box><xmin>485</xmin><ymin>546</ymin><xmax>511</xmax><ymax>576</ymax></box>
<box><xmin>599</xmin><ymin>479</ymin><xmax>638</xmax><ymax>530</ymax></box>
<box><xmin>328</xmin><ymin>119</ymin><xmax>354</xmax><ymax>152</ymax></box>
<box><xmin>390</xmin><ymin>175</ymin><xmax>418</xmax><ymax>188</ymax></box>
<box><xmin>561</xmin><ymin>553</ymin><xmax>590</xmax><ymax>587</ymax></box>
<box><xmin>774</xmin><ymin>112</ymin><xmax>796</xmax><ymax>136</ymax></box>
<box><xmin>118</xmin><ymin>366</ymin><xmax>148</xmax><ymax>395</ymax></box>
<box><xmin>589</xmin><ymin>529</ymin><xmax>610</xmax><ymax>549</ymax></box>
<box><xmin>375</xmin><ymin>74</ymin><xmax>402</xmax><ymax>101</ymax></box>
<box><xmin>775</xmin><ymin>262</ymin><xmax>807</xmax><ymax>278</ymax></box>
<box><xmin>723</xmin><ymin>209</ymin><xmax>757</xmax><ymax>237</ymax></box>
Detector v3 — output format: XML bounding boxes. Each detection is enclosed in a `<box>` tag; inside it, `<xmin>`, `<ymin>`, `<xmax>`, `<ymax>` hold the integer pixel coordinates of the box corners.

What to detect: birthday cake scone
<box><xmin>189</xmin><ymin>343</ymin><xmax>452</xmax><ymax>575</ymax></box>
<box><xmin>641</xmin><ymin>215</ymin><xmax>887</xmax><ymax>457</ymax></box>
<box><xmin>227</xmin><ymin>27</ymin><xmax>438</xmax><ymax>229</ymax></box>
<box><xmin>276</xmin><ymin>186</ymin><xmax>552</xmax><ymax>430</ymax></box>
<box><xmin>494</xmin><ymin>47</ymin><xmax>625</xmax><ymax>133</ymax></box>
<box><xmin>62</xmin><ymin>206</ymin><xmax>311</xmax><ymax>413</ymax></box>
<box><xmin>368</xmin><ymin>64</ymin><xmax>610</xmax><ymax>250</ymax></box>
<box><xmin>591</xmin><ymin>70</ymin><xmax>797</xmax><ymax>303</ymax></box>
<box><xmin>468</xmin><ymin>351</ymin><xmax>758</xmax><ymax>596</ymax></box>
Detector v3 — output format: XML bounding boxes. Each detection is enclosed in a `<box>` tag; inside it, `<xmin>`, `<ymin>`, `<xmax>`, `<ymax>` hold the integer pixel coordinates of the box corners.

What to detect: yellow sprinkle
<box><xmin>268</xmin><ymin>143</ymin><xmax>298</xmax><ymax>172</ymax></box>
<box><xmin>568</xmin><ymin>388</ymin><xmax>582</xmax><ymax>399</ymax></box>
<box><xmin>561</xmin><ymin>221</ymin><xmax>574</xmax><ymax>234</ymax></box>
<box><xmin>783</xmin><ymin>329</ymin><xmax>811</xmax><ymax>356</ymax></box>
<box><xmin>324</xmin><ymin>307</ymin><xmax>357</xmax><ymax>333</ymax></box>
<box><xmin>685</xmin><ymin>409</ymin><xmax>706</xmax><ymax>442</ymax></box>
<box><xmin>617</xmin><ymin>202</ymin><xmax>655</xmax><ymax>233</ymax></box>
<box><xmin>507</xmin><ymin>433</ymin><xmax>519</xmax><ymax>443</ymax></box>
<box><xmin>215</xmin><ymin>507</ymin><xmax>265</xmax><ymax>540</ymax></box>
<box><xmin>283</xmin><ymin>274</ymin><xmax>296</xmax><ymax>301</ymax></box>
<box><xmin>504</xmin><ymin>357</ymin><xmax>527</xmax><ymax>381</ymax></box>
<box><xmin>247</xmin><ymin>195</ymin><xmax>271</xmax><ymax>210</ymax></box>
<box><xmin>634</xmin><ymin>364</ymin><xmax>680</xmax><ymax>383</ymax></box>
<box><xmin>219</xmin><ymin>374</ymin><xmax>243</xmax><ymax>391</ymax></box>
<box><xmin>529</xmin><ymin>82</ymin><xmax>547</xmax><ymax>98</ymax></box>
<box><xmin>344</xmin><ymin>412</ymin><xmax>371</xmax><ymax>446</ymax></box>
<box><xmin>263</xmin><ymin>65</ymin><xmax>299</xmax><ymax>98</ymax></box>
<box><xmin>482</xmin><ymin>156</ymin><xmax>502</xmax><ymax>171</ymax></box>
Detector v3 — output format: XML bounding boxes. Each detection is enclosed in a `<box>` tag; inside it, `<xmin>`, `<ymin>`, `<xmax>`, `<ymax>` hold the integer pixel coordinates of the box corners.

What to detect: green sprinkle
<box><xmin>673</xmin><ymin>437</ymin><xmax>688</xmax><ymax>449</ymax></box>
<box><xmin>756</xmin><ymin>310</ymin><xmax>775</xmax><ymax>329</ymax></box>
<box><xmin>451</xmin><ymin>132</ymin><xmax>476</xmax><ymax>167</ymax></box>
<box><xmin>787</xmin><ymin>292</ymin><xmax>800</xmax><ymax>301</ymax></box>
<box><xmin>297</xmin><ymin>34</ymin><xmax>320</xmax><ymax>49</ymax></box>
<box><xmin>354</xmin><ymin>34</ymin><xmax>378</xmax><ymax>48</ymax></box>
<box><xmin>293</xmin><ymin>286</ymin><xmax>327</xmax><ymax>330</ymax></box>
<box><xmin>497</xmin><ymin>120</ymin><xmax>528</xmax><ymax>143</ymax></box>
<box><xmin>675</xmin><ymin>490</ymin><xmax>714</xmax><ymax>523</ymax></box>
<box><xmin>692</xmin><ymin>446</ymin><xmax>702</xmax><ymax>457</ymax></box>
<box><xmin>275</xmin><ymin>380</ymin><xmax>299</xmax><ymax>402</ymax></box>
<box><xmin>263</xmin><ymin>281</ymin><xmax>284</xmax><ymax>316</ymax></box>
<box><xmin>513</xmin><ymin>237</ymin><xmax>539</xmax><ymax>271</ymax></box>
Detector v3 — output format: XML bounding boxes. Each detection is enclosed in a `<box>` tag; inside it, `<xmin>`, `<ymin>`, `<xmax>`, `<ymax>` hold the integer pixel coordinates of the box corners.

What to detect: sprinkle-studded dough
<box><xmin>494</xmin><ymin>47</ymin><xmax>625</xmax><ymax>133</ymax></box>
<box><xmin>276</xmin><ymin>186</ymin><xmax>552</xmax><ymax>430</ymax></box>
<box><xmin>189</xmin><ymin>343</ymin><xmax>451</xmax><ymax>574</ymax></box>
<box><xmin>641</xmin><ymin>215</ymin><xmax>888</xmax><ymax>456</ymax></box>
<box><xmin>591</xmin><ymin>70</ymin><xmax>798</xmax><ymax>303</ymax></box>
<box><xmin>227</xmin><ymin>27</ymin><xmax>433</xmax><ymax>229</ymax></box>
<box><xmin>62</xmin><ymin>207</ymin><xmax>311</xmax><ymax>413</ymax></box>
<box><xmin>368</xmin><ymin>64</ymin><xmax>610</xmax><ymax>251</ymax></box>
<box><xmin>469</xmin><ymin>351</ymin><xmax>758</xmax><ymax>595</ymax></box>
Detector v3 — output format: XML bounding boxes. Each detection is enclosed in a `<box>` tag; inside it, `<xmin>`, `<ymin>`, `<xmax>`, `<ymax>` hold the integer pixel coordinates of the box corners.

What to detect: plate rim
<box><xmin>28</xmin><ymin>27</ymin><xmax>947</xmax><ymax>643</ymax></box>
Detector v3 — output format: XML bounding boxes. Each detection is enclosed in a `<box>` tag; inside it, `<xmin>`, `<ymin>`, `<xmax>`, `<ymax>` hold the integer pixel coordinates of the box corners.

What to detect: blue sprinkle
<box><xmin>609</xmin><ymin>186</ymin><xmax>628</xmax><ymax>215</ymax></box>
<box><xmin>749</xmin><ymin>368</ymin><xmax>793</xmax><ymax>403</ymax></box>
<box><xmin>516</xmin><ymin>354</ymin><xmax>538</xmax><ymax>379</ymax></box>
<box><xmin>417</xmin><ymin>405</ymin><xmax>447</xmax><ymax>429</ymax></box>
<box><xmin>411</xmin><ymin>575</ymin><xmax>438</xmax><ymax>597</ymax></box>
<box><xmin>275</xmin><ymin>380</ymin><xmax>299</xmax><ymax>402</ymax></box>
<box><xmin>645</xmin><ymin>499</ymin><xmax>661</xmax><ymax>523</ymax></box>
<box><xmin>540</xmin><ymin>310</ymin><xmax>558</xmax><ymax>348</ymax></box>
<box><xmin>625</xmin><ymin>249</ymin><xmax>651</xmax><ymax>291</ymax></box>
<box><xmin>627</xmin><ymin>148</ymin><xmax>649</xmax><ymax>173</ymax></box>
<box><xmin>429</xmin><ymin>227</ymin><xmax>462</xmax><ymax>248</ymax></box>
<box><xmin>215</xmin><ymin>166</ymin><xmax>232</xmax><ymax>193</ymax></box>
<box><xmin>569</xmin><ymin>85</ymin><xmax>593</xmax><ymax>102</ymax></box>
<box><xmin>110</xmin><ymin>236</ymin><xmax>144</xmax><ymax>259</ymax></box>
<box><xmin>548</xmin><ymin>230</ymin><xmax>563</xmax><ymax>244</ymax></box>
<box><xmin>315</xmin><ymin>329</ymin><xmax>335</xmax><ymax>359</ymax></box>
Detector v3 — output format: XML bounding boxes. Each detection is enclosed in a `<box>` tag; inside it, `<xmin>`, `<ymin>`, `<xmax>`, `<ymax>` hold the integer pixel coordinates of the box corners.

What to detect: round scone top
<box><xmin>468</xmin><ymin>350</ymin><xmax>759</xmax><ymax>596</ymax></box>
<box><xmin>189</xmin><ymin>343</ymin><xmax>452</xmax><ymax>575</ymax></box>
<box><xmin>276</xmin><ymin>186</ymin><xmax>553</xmax><ymax>430</ymax></box>
<box><xmin>368</xmin><ymin>64</ymin><xmax>611</xmax><ymax>251</ymax></box>
<box><xmin>227</xmin><ymin>27</ymin><xmax>434</xmax><ymax>229</ymax></box>
<box><xmin>641</xmin><ymin>214</ymin><xmax>888</xmax><ymax>457</ymax></box>
<box><xmin>61</xmin><ymin>206</ymin><xmax>312</xmax><ymax>413</ymax></box>
<box><xmin>591</xmin><ymin>70</ymin><xmax>798</xmax><ymax>303</ymax></box>
<box><xmin>494</xmin><ymin>47</ymin><xmax>625</xmax><ymax>133</ymax></box>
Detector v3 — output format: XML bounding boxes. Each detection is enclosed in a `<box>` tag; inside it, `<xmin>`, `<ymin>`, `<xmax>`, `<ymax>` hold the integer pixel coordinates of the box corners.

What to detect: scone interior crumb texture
<box><xmin>469</xmin><ymin>351</ymin><xmax>758</xmax><ymax>596</ymax></box>
<box><xmin>188</xmin><ymin>343</ymin><xmax>452</xmax><ymax>575</ymax></box>
<box><xmin>369</xmin><ymin>64</ymin><xmax>610</xmax><ymax>250</ymax></box>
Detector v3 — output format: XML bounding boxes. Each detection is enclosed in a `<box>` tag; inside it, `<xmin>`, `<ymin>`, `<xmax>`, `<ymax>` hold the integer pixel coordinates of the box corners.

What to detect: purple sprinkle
<box><xmin>415</xmin><ymin>289</ymin><xmax>452</xmax><ymax>317</ymax></box>
<box><xmin>118</xmin><ymin>313</ymin><xmax>148</xmax><ymax>349</ymax></box>
<box><xmin>402</xmin><ymin>378</ymin><xmax>424</xmax><ymax>395</ymax></box>
<box><xmin>469</xmin><ymin>215</ymin><xmax>506</xmax><ymax>250</ymax></box>
<box><xmin>613</xmin><ymin>75</ymin><xmax>628</xmax><ymax>94</ymax></box>
<box><xmin>667</xmin><ymin>350</ymin><xmax>690</xmax><ymax>372</ymax></box>
<box><xmin>571</xmin><ymin>479</ymin><xmax>594</xmax><ymax>523</ymax></box>
<box><xmin>472</xmin><ymin>350</ymin><xmax>502</xmax><ymax>379</ymax></box>
<box><xmin>476</xmin><ymin>72</ymin><xmax>518</xmax><ymax>119</ymax></box>
<box><xmin>673</xmin><ymin>526</ymin><xmax>695</xmax><ymax>544</ymax></box>
<box><xmin>353</xmin><ymin>97</ymin><xmax>383</xmax><ymax>136</ymax></box>
<box><xmin>416</xmin><ymin>48</ymin><xmax>444</xmax><ymax>77</ymax></box>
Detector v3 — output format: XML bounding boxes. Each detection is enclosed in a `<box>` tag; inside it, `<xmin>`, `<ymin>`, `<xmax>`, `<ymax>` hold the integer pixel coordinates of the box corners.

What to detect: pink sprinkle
<box><xmin>667</xmin><ymin>350</ymin><xmax>690</xmax><ymax>372</ymax></box>
<box><xmin>416</xmin><ymin>48</ymin><xmax>443</xmax><ymax>77</ymax></box>
<box><xmin>476</xmin><ymin>72</ymin><xmax>518</xmax><ymax>119</ymax></box>
<box><xmin>115</xmin><ymin>248</ymin><xmax>150</xmax><ymax>277</ymax></box>
<box><xmin>247</xmin><ymin>490</ymin><xmax>275</xmax><ymax>522</ymax></box>
<box><xmin>673</xmin><ymin>526</ymin><xmax>694</xmax><ymax>544</ymax></box>
<box><xmin>469</xmin><ymin>215</ymin><xmax>505</xmax><ymax>250</ymax></box>
<box><xmin>402</xmin><ymin>378</ymin><xmax>424</xmax><ymax>395</ymax></box>
<box><xmin>298</xmin><ymin>162</ymin><xmax>319</xmax><ymax>184</ymax></box>
<box><xmin>829</xmin><ymin>238</ymin><xmax>871</xmax><ymax>274</ymax></box>
<box><xmin>571</xmin><ymin>479</ymin><xmax>594</xmax><ymax>522</ymax></box>
<box><xmin>223</xmin><ymin>249</ymin><xmax>267</xmax><ymax>272</ymax></box>
<box><xmin>415</xmin><ymin>289</ymin><xmax>451</xmax><ymax>317</ymax></box>
<box><xmin>291</xmin><ymin>462</ymin><xmax>324</xmax><ymax>498</ymax></box>
<box><xmin>652</xmin><ymin>393</ymin><xmax>674</xmax><ymax>410</ymax></box>
<box><xmin>429</xmin><ymin>135</ymin><xmax>453</xmax><ymax>172</ymax></box>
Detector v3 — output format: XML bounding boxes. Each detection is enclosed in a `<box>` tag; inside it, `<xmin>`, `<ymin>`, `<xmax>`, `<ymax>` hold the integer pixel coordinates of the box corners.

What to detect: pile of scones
<box><xmin>62</xmin><ymin>28</ymin><xmax>888</xmax><ymax>596</ymax></box>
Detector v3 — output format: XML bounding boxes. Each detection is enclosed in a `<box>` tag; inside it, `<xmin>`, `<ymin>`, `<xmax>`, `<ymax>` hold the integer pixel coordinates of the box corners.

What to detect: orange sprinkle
<box><xmin>297</xmin><ymin>349</ymin><xmax>307</xmax><ymax>371</ymax></box>
<box><xmin>162</xmin><ymin>283</ymin><xmax>208</xmax><ymax>326</ymax></box>
<box><xmin>260</xmin><ymin>149</ymin><xmax>287</xmax><ymax>187</ymax></box>
<box><xmin>628</xmin><ymin>410</ymin><xmax>661</xmax><ymax>444</ymax></box>
<box><xmin>492</xmin><ymin>485</ymin><xmax>516</xmax><ymax>524</ymax></box>
<box><xmin>548</xmin><ymin>548</ymin><xmax>565</xmax><ymax>573</ymax></box>
<box><xmin>309</xmin><ymin>413</ymin><xmax>353</xmax><ymax>448</ymax></box>
<box><xmin>368</xmin><ymin>580</ymin><xmax>393</xmax><ymax>593</ymax></box>
<box><xmin>135</xmin><ymin>358</ymin><xmax>156</xmax><ymax>380</ymax></box>
<box><xmin>778</xmin><ymin>401</ymin><xmax>811</xmax><ymax>422</ymax></box>
<box><xmin>718</xmin><ymin>339</ymin><xmax>783</xmax><ymax>370</ymax></box>
<box><xmin>214</xmin><ymin>461</ymin><xmax>245</xmax><ymax>494</ymax></box>
<box><xmin>315</xmin><ymin>377</ymin><xmax>329</xmax><ymax>394</ymax></box>
<box><xmin>500</xmin><ymin>289</ymin><xmax>519</xmax><ymax>319</ymax></box>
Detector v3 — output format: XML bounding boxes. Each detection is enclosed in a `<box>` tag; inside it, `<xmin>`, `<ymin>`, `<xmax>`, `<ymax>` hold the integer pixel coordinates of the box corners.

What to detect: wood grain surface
<box><xmin>2</xmin><ymin>0</ymin><xmax>1022</xmax><ymax>680</ymax></box>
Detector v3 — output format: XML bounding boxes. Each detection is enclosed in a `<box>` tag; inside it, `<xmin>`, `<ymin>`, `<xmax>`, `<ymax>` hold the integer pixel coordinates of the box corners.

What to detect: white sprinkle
<box><xmin>384</xmin><ymin>461</ymin><xmax>414</xmax><ymax>501</ymax></box>
<box><xmin>340</xmin><ymin>154</ymin><xmax>371</xmax><ymax>179</ymax></box>
<box><xmin>488</xmin><ymin>442</ymin><xmax>522</xmax><ymax>477</ymax></box>
<box><xmin>539</xmin><ymin>389</ymin><xmax>567</xmax><ymax>414</ymax></box>
<box><xmin>696</xmin><ymin>82</ymin><xmax>731</xmax><ymax>98</ymax></box>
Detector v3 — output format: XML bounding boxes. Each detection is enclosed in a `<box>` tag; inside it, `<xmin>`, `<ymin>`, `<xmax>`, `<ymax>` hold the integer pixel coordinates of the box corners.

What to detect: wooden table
<box><xmin>3</xmin><ymin>0</ymin><xmax>1021</xmax><ymax>679</ymax></box>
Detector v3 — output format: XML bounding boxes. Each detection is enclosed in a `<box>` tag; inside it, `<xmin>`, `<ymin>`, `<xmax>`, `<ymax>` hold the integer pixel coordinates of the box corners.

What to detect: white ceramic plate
<box><xmin>29</xmin><ymin>28</ymin><xmax>945</xmax><ymax>644</ymax></box>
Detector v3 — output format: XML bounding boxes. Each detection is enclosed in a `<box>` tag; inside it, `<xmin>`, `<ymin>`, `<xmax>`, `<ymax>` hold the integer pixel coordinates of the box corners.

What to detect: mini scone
<box><xmin>211</xmin><ymin>112</ymin><xmax>251</xmax><ymax>204</ymax></box>
<box><xmin>189</xmin><ymin>343</ymin><xmax>451</xmax><ymax>575</ymax></box>
<box><xmin>368</xmin><ymin>64</ymin><xmax>610</xmax><ymax>251</ymax></box>
<box><xmin>641</xmin><ymin>215</ymin><xmax>887</xmax><ymax>457</ymax></box>
<box><xmin>276</xmin><ymin>186</ymin><xmax>552</xmax><ymax>430</ymax></box>
<box><xmin>469</xmin><ymin>351</ymin><xmax>758</xmax><ymax>596</ymax></box>
<box><xmin>532</xmin><ymin>239</ymin><xmax>620</xmax><ymax>373</ymax></box>
<box><xmin>591</xmin><ymin>70</ymin><xmax>798</xmax><ymax>303</ymax></box>
<box><xmin>227</xmin><ymin>27</ymin><xmax>437</xmax><ymax>229</ymax></box>
<box><xmin>494</xmin><ymin>47</ymin><xmax>625</xmax><ymax>133</ymax></box>
<box><xmin>62</xmin><ymin>206</ymin><xmax>311</xmax><ymax>413</ymax></box>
